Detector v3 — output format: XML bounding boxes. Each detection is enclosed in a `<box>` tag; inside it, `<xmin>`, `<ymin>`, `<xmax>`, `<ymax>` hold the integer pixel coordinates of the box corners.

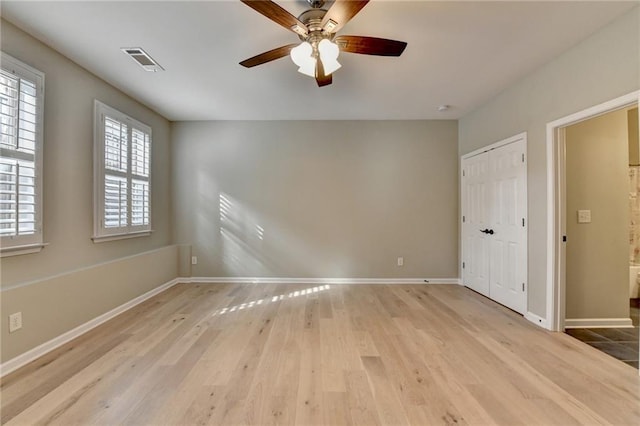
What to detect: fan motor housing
<box><xmin>297</xmin><ymin>8</ymin><xmax>330</xmax><ymax>41</ymax></box>
<box><xmin>307</xmin><ymin>0</ymin><xmax>325</xmax><ymax>8</ymax></box>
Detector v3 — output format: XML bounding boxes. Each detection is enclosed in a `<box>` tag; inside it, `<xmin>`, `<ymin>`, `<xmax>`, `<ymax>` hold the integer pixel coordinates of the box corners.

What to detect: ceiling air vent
<box><xmin>121</xmin><ymin>47</ymin><xmax>164</xmax><ymax>72</ymax></box>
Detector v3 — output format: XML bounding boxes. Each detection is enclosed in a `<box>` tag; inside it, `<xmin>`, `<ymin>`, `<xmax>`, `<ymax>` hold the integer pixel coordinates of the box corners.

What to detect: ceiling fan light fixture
<box><xmin>238</xmin><ymin>0</ymin><xmax>407</xmax><ymax>87</ymax></box>
<box><xmin>290</xmin><ymin>41</ymin><xmax>316</xmax><ymax>77</ymax></box>
<box><xmin>318</xmin><ymin>39</ymin><xmax>341</xmax><ymax>75</ymax></box>
<box><xmin>298</xmin><ymin>59</ymin><xmax>317</xmax><ymax>77</ymax></box>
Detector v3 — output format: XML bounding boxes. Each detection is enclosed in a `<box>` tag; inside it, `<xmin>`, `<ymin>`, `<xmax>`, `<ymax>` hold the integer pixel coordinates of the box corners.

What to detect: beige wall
<box><xmin>0</xmin><ymin>21</ymin><xmax>176</xmax><ymax>362</ymax></box>
<box><xmin>0</xmin><ymin>20</ymin><xmax>173</xmax><ymax>287</ymax></box>
<box><xmin>172</xmin><ymin>120</ymin><xmax>459</xmax><ymax>279</ymax></box>
<box><xmin>458</xmin><ymin>8</ymin><xmax>640</xmax><ymax>318</ymax></box>
<box><xmin>1</xmin><ymin>246</ymin><xmax>179</xmax><ymax>362</ymax></box>
<box><xmin>565</xmin><ymin>109</ymin><xmax>629</xmax><ymax>320</ymax></box>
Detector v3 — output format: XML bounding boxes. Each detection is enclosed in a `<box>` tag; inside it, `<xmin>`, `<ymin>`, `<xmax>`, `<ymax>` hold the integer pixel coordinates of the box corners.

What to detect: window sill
<box><xmin>1</xmin><ymin>242</ymin><xmax>49</xmax><ymax>258</ymax></box>
<box><xmin>92</xmin><ymin>230</ymin><xmax>153</xmax><ymax>243</ymax></box>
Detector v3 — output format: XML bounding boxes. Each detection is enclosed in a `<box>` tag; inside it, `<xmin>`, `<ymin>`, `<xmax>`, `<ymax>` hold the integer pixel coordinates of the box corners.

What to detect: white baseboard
<box><xmin>183</xmin><ymin>277</ymin><xmax>461</xmax><ymax>285</ymax></box>
<box><xmin>0</xmin><ymin>278</ymin><xmax>181</xmax><ymax>378</ymax></box>
<box><xmin>525</xmin><ymin>311</ymin><xmax>549</xmax><ymax>330</ymax></box>
<box><xmin>564</xmin><ymin>317</ymin><xmax>634</xmax><ymax>329</ymax></box>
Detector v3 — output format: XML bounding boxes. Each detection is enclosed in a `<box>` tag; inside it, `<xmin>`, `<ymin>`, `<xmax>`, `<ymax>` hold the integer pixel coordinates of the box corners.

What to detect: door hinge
<box><xmin>462</xmin><ymin>262</ymin><xmax>465</xmax><ymax>269</ymax></box>
<box><xmin>563</xmin><ymin>235</ymin><xmax>567</xmax><ymax>242</ymax></box>
<box><xmin>462</xmin><ymin>215</ymin><xmax>466</xmax><ymax>223</ymax></box>
<box><xmin>522</xmin><ymin>283</ymin><xmax>525</xmax><ymax>291</ymax></box>
<box><xmin>522</xmin><ymin>218</ymin><xmax>525</xmax><ymax>227</ymax></box>
<box><xmin>462</xmin><ymin>170</ymin><xmax>465</xmax><ymax>177</ymax></box>
<box><xmin>522</xmin><ymin>153</ymin><xmax>525</xmax><ymax>163</ymax></box>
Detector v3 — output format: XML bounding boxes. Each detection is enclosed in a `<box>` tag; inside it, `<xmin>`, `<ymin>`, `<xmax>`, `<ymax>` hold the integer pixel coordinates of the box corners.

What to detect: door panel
<box><xmin>488</xmin><ymin>139</ymin><xmax>527</xmax><ymax>314</ymax></box>
<box><xmin>462</xmin><ymin>153</ymin><xmax>490</xmax><ymax>296</ymax></box>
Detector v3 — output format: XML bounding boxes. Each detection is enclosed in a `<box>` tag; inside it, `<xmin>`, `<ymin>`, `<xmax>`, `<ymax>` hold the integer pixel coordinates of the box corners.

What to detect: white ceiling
<box><xmin>1</xmin><ymin>1</ymin><xmax>636</xmax><ymax>121</ymax></box>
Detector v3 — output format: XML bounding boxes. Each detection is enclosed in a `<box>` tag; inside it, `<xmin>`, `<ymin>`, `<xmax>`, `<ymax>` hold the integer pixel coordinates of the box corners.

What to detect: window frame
<box><xmin>0</xmin><ymin>52</ymin><xmax>45</xmax><ymax>257</ymax></box>
<box><xmin>93</xmin><ymin>100</ymin><xmax>152</xmax><ymax>242</ymax></box>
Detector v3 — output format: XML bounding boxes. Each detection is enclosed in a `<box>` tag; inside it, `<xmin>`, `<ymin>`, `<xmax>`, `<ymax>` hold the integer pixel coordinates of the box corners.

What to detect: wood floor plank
<box><xmin>2</xmin><ymin>283</ymin><xmax>639</xmax><ymax>425</ymax></box>
<box><xmin>294</xmin><ymin>329</ymin><xmax>323</xmax><ymax>425</ymax></box>
<box><xmin>321</xmin><ymin>391</ymin><xmax>351</xmax><ymax>425</ymax></box>
<box><xmin>344</xmin><ymin>370</ymin><xmax>382</xmax><ymax>426</ymax></box>
<box><xmin>177</xmin><ymin>385</ymin><xmax>227</xmax><ymax>426</ymax></box>
<box><xmin>361</xmin><ymin>355</ymin><xmax>411</xmax><ymax>425</ymax></box>
<box><xmin>319</xmin><ymin>318</ymin><xmax>348</xmax><ymax>392</ymax></box>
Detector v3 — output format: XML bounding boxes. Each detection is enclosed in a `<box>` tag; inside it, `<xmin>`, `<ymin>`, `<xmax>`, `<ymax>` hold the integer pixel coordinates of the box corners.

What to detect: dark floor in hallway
<box><xmin>565</xmin><ymin>299</ymin><xmax>639</xmax><ymax>369</ymax></box>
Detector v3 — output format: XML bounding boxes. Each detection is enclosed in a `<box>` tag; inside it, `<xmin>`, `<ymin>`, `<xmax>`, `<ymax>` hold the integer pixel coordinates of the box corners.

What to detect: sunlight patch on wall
<box><xmin>219</xmin><ymin>192</ymin><xmax>269</xmax><ymax>275</ymax></box>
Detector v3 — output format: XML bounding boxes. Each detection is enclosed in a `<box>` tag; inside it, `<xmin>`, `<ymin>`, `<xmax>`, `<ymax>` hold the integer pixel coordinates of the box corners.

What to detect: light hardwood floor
<box><xmin>2</xmin><ymin>283</ymin><xmax>639</xmax><ymax>425</ymax></box>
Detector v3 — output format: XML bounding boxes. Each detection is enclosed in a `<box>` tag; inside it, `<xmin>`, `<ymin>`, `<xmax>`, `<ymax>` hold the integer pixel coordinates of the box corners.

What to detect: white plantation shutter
<box><xmin>131</xmin><ymin>128</ymin><xmax>150</xmax><ymax>227</ymax></box>
<box><xmin>103</xmin><ymin>116</ymin><xmax>128</xmax><ymax>229</ymax></box>
<box><xmin>104</xmin><ymin>175</ymin><xmax>127</xmax><ymax>228</ymax></box>
<box><xmin>131</xmin><ymin>128</ymin><xmax>149</xmax><ymax>177</ymax></box>
<box><xmin>0</xmin><ymin>159</ymin><xmax>36</xmax><ymax>235</ymax></box>
<box><xmin>94</xmin><ymin>101</ymin><xmax>151</xmax><ymax>240</ymax></box>
<box><xmin>0</xmin><ymin>53</ymin><xmax>44</xmax><ymax>255</ymax></box>
<box><xmin>131</xmin><ymin>179</ymin><xmax>149</xmax><ymax>226</ymax></box>
<box><xmin>104</xmin><ymin>117</ymin><xmax>128</xmax><ymax>173</ymax></box>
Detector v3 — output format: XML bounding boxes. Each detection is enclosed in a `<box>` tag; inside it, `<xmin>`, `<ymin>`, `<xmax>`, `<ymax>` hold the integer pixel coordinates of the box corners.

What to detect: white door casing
<box><xmin>462</xmin><ymin>134</ymin><xmax>528</xmax><ymax>315</ymax></box>
<box><xmin>546</xmin><ymin>91</ymin><xmax>639</xmax><ymax>332</ymax></box>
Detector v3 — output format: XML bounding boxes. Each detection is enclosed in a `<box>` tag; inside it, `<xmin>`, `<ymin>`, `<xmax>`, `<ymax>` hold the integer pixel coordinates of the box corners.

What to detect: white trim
<box><xmin>461</xmin><ymin>132</ymin><xmax>527</xmax><ymax>160</ymax></box>
<box><xmin>0</xmin><ymin>278</ymin><xmax>180</xmax><ymax>378</ymax></box>
<box><xmin>546</xmin><ymin>91</ymin><xmax>640</xmax><ymax>331</ymax></box>
<box><xmin>0</xmin><ymin>242</ymin><xmax>49</xmax><ymax>257</ymax></box>
<box><xmin>564</xmin><ymin>318</ymin><xmax>634</xmax><ymax>329</ymax></box>
<box><xmin>525</xmin><ymin>311</ymin><xmax>548</xmax><ymax>329</ymax></box>
<box><xmin>93</xmin><ymin>100</ymin><xmax>152</xmax><ymax>239</ymax></box>
<box><xmin>91</xmin><ymin>230</ymin><xmax>153</xmax><ymax>243</ymax></box>
<box><xmin>182</xmin><ymin>277</ymin><xmax>461</xmax><ymax>285</ymax></box>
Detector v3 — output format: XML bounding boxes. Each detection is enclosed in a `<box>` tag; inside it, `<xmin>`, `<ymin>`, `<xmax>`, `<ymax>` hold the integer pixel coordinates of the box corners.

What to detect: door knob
<box><xmin>488</xmin><ymin>229</ymin><xmax>494</xmax><ymax>235</ymax></box>
<box><xmin>480</xmin><ymin>229</ymin><xmax>495</xmax><ymax>235</ymax></box>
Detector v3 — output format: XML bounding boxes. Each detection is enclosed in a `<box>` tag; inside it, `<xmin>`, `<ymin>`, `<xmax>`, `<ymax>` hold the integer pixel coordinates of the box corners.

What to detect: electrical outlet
<box><xmin>397</xmin><ymin>257</ymin><xmax>404</xmax><ymax>267</ymax></box>
<box><xmin>9</xmin><ymin>312</ymin><xmax>22</xmax><ymax>333</ymax></box>
<box><xmin>191</xmin><ymin>256</ymin><xmax>198</xmax><ymax>265</ymax></box>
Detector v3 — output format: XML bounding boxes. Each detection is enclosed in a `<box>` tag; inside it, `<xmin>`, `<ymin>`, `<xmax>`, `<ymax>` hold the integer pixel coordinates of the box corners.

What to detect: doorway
<box><xmin>547</xmin><ymin>91</ymin><xmax>639</xmax><ymax>370</ymax></box>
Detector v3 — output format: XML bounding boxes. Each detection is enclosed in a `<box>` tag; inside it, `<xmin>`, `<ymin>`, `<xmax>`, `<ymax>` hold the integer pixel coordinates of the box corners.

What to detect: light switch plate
<box><xmin>577</xmin><ymin>210</ymin><xmax>591</xmax><ymax>223</ymax></box>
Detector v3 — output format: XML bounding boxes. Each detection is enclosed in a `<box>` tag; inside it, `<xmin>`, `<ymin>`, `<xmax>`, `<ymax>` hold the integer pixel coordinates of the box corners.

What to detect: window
<box><xmin>93</xmin><ymin>101</ymin><xmax>151</xmax><ymax>241</ymax></box>
<box><xmin>0</xmin><ymin>52</ymin><xmax>45</xmax><ymax>256</ymax></box>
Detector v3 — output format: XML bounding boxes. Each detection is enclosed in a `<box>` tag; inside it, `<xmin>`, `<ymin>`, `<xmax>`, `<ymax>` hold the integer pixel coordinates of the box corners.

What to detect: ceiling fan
<box><xmin>239</xmin><ymin>0</ymin><xmax>407</xmax><ymax>87</ymax></box>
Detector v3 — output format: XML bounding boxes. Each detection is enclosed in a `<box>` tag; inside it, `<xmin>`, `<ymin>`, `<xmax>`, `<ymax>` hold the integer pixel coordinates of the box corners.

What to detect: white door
<box><xmin>462</xmin><ymin>153</ymin><xmax>490</xmax><ymax>296</ymax></box>
<box><xmin>488</xmin><ymin>139</ymin><xmax>527</xmax><ymax>314</ymax></box>
<box><xmin>462</xmin><ymin>136</ymin><xmax>527</xmax><ymax>314</ymax></box>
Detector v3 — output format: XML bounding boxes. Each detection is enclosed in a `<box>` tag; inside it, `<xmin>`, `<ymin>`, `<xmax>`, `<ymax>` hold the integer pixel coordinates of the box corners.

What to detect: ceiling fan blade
<box><xmin>335</xmin><ymin>35</ymin><xmax>407</xmax><ymax>56</ymax></box>
<box><xmin>321</xmin><ymin>0</ymin><xmax>369</xmax><ymax>33</ymax></box>
<box><xmin>240</xmin><ymin>0</ymin><xmax>308</xmax><ymax>35</ymax></box>
<box><xmin>315</xmin><ymin>59</ymin><xmax>332</xmax><ymax>87</ymax></box>
<box><xmin>240</xmin><ymin>44</ymin><xmax>298</xmax><ymax>68</ymax></box>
